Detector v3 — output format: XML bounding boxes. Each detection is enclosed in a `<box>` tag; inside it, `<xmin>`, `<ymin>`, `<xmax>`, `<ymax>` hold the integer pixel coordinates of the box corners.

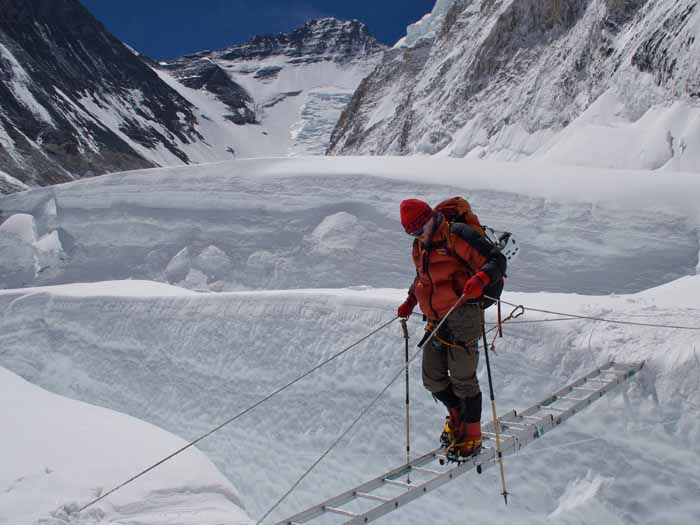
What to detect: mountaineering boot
<box><xmin>440</xmin><ymin>406</ymin><xmax>461</xmax><ymax>448</ymax></box>
<box><xmin>446</xmin><ymin>422</ymin><xmax>482</xmax><ymax>462</ymax></box>
<box><xmin>433</xmin><ymin>387</ymin><xmax>461</xmax><ymax>448</ymax></box>
<box><xmin>445</xmin><ymin>393</ymin><xmax>483</xmax><ymax>462</ymax></box>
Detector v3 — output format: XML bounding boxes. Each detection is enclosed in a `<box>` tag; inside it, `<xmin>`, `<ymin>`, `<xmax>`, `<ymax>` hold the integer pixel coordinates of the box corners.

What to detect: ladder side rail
<box><xmin>528</xmin><ymin>364</ymin><xmax>641</xmax><ymax>435</ymax></box>
<box><xmin>552</xmin><ymin>364</ymin><xmax>622</xmax><ymax>398</ymax></box>
<box><xmin>375</xmin><ymin>362</ymin><xmax>642</xmax><ymax>523</ymax></box>
<box><xmin>276</xmin><ymin>448</ymin><xmax>442</xmax><ymax>524</ymax></box>
<box><xmin>277</xmin><ymin>363</ymin><xmax>643</xmax><ymax>525</ymax></box>
<box><xmin>516</xmin><ymin>361</ymin><xmax>633</xmax><ymax>419</ymax></box>
<box><xmin>346</xmin><ymin>449</ymin><xmax>497</xmax><ymax>525</ymax></box>
<box><xmin>484</xmin><ymin>362</ymin><xmax>628</xmax><ymax>433</ymax></box>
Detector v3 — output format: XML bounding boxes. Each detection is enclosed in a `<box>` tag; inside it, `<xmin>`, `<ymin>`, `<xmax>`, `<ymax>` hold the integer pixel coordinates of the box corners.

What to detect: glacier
<box><xmin>1</xmin><ymin>156</ymin><xmax>699</xmax><ymax>524</ymax></box>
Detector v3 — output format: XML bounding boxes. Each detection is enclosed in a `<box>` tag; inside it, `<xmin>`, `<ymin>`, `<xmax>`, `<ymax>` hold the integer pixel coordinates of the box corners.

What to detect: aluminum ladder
<box><xmin>276</xmin><ymin>361</ymin><xmax>644</xmax><ymax>525</ymax></box>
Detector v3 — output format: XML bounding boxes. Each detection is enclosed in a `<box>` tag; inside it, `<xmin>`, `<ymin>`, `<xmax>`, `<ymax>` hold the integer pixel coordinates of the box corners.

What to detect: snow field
<box><xmin>0</xmin><ymin>364</ymin><xmax>250</xmax><ymax>524</ymax></box>
<box><xmin>0</xmin><ymin>157</ymin><xmax>698</xmax><ymax>295</ymax></box>
<box><xmin>1</xmin><ymin>156</ymin><xmax>699</xmax><ymax>523</ymax></box>
<box><xmin>0</xmin><ymin>279</ymin><xmax>699</xmax><ymax>523</ymax></box>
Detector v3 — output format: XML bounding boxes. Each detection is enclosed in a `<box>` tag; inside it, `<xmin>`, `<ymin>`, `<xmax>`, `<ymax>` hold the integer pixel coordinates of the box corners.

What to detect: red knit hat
<box><xmin>400</xmin><ymin>199</ymin><xmax>432</xmax><ymax>234</ymax></box>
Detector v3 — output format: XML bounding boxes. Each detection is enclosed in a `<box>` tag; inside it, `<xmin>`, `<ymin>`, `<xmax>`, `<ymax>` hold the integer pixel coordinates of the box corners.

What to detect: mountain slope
<box><xmin>0</xmin><ymin>2</ymin><xmax>384</xmax><ymax>192</ymax></box>
<box><xmin>0</xmin><ymin>0</ymin><xmax>205</xmax><ymax>188</ymax></box>
<box><xmin>158</xmin><ymin>18</ymin><xmax>385</xmax><ymax>158</ymax></box>
<box><xmin>328</xmin><ymin>0</ymin><xmax>700</xmax><ymax>171</ymax></box>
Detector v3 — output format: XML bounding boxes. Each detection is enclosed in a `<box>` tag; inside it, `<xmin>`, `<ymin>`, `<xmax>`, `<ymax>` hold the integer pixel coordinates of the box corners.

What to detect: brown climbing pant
<box><xmin>422</xmin><ymin>303</ymin><xmax>482</xmax><ymax>399</ymax></box>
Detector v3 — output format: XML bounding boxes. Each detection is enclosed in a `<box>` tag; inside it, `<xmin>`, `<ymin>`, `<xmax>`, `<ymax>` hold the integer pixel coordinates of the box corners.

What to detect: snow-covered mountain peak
<box><xmin>216</xmin><ymin>17</ymin><xmax>384</xmax><ymax>63</ymax></box>
<box><xmin>0</xmin><ymin>5</ymin><xmax>384</xmax><ymax>193</ymax></box>
<box><xmin>155</xmin><ymin>17</ymin><xmax>385</xmax><ymax>161</ymax></box>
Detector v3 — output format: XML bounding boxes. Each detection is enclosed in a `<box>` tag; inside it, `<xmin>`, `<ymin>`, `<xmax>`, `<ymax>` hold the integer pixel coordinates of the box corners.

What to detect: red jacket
<box><xmin>408</xmin><ymin>215</ymin><xmax>505</xmax><ymax>320</ymax></box>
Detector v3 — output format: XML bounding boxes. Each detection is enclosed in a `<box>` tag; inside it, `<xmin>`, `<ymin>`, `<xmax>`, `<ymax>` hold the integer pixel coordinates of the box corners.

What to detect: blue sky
<box><xmin>80</xmin><ymin>0</ymin><xmax>436</xmax><ymax>60</ymax></box>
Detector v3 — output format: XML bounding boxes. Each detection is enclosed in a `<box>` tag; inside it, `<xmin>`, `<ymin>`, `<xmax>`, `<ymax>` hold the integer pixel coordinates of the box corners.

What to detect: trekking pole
<box><xmin>400</xmin><ymin>318</ymin><xmax>411</xmax><ymax>484</ymax></box>
<box><xmin>417</xmin><ymin>295</ymin><xmax>465</xmax><ymax>349</ymax></box>
<box><xmin>481</xmin><ymin>304</ymin><xmax>509</xmax><ymax>504</ymax></box>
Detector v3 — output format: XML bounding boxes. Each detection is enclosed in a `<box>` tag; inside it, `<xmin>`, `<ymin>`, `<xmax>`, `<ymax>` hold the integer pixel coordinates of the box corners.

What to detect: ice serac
<box><xmin>329</xmin><ymin>0</ymin><xmax>700</xmax><ymax>171</ymax></box>
<box><xmin>0</xmin><ymin>0</ymin><xmax>203</xmax><ymax>188</ymax></box>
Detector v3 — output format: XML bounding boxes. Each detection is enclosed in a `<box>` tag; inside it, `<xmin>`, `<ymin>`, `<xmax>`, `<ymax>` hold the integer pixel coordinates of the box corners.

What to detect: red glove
<box><xmin>398</xmin><ymin>293</ymin><xmax>418</xmax><ymax>318</ymax></box>
<box><xmin>462</xmin><ymin>271</ymin><xmax>490</xmax><ymax>300</ymax></box>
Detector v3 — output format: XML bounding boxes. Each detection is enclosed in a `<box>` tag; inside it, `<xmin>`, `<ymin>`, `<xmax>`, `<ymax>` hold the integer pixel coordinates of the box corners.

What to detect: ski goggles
<box><xmin>407</xmin><ymin>224</ymin><xmax>426</xmax><ymax>237</ymax></box>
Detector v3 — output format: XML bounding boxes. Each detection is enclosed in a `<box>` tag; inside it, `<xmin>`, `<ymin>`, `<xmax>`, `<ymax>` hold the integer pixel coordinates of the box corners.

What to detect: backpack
<box><xmin>434</xmin><ymin>196</ymin><xmax>485</xmax><ymax>236</ymax></box>
<box><xmin>434</xmin><ymin>196</ymin><xmax>518</xmax><ymax>307</ymax></box>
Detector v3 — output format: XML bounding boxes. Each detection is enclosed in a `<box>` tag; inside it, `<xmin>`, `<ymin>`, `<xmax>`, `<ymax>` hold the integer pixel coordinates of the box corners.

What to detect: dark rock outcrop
<box><xmin>0</xmin><ymin>0</ymin><xmax>201</xmax><ymax>188</ymax></box>
<box><xmin>219</xmin><ymin>18</ymin><xmax>385</xmax><ymax>63</ymax></box>
<box><xmin>160</xmin><ymin>58</ymin><xmax>257</xmax><ymax>125</ymax></box>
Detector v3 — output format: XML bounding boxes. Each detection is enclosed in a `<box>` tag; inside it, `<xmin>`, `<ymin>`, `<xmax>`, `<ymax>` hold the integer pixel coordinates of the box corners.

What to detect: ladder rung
<box><xmin>324</xmin><ymin>506</ymin><xmax>358</xmax><ymax>518</ymax></box>
<box><xmin>412</xmin><ymin>466</ymin><xmax>443</xmax><ymax>476</ymax></box>
<box><xmin>500</xmin><ymin>422</ymin><xmax>527</xmax><ymax>429</ymax></box>
<box><xmin>275</xmin><ymin>362</ymin><xmax>643</xmax><ymax>525</ymax></box>
<box><xmin>355</xmin><ymin>492</ymin><xmax>391</xmax><ymax>502</ymax></box>
<box><xmin>483</xmin><ymin>431</ymin><xmax>515</xmax><ymax>440</ymax></box>
<box><xmin>384</xmin><ymin>478</ymin><xmax>413</xmax><ymax>489</ymax></box>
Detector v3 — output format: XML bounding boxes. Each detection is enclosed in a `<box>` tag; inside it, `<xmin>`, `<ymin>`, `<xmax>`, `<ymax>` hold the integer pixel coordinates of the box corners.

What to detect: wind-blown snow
<box><xmin>0</xmin><ymin>365</ymin><xmax>249</xmax><ymax>524</ymax></box>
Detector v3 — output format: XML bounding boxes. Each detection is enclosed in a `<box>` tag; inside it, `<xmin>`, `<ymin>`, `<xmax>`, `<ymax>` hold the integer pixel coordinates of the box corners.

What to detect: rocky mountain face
<box><xmin>0</xmin><ymin>0</ymin><xmax>204</xmax><ymax>189</ymax></box>
<box><xmin>217</xmin><ymin>17</ymin><xmax>384</xmax><ymax>63</ymax></box>
<box><xmin>328</xmin><ymin>0</ymin><xmax>700</xmax><ymax>171</ymax></box>
<box><xmin>158</xmin><ymin>18</ymin><xmax>385</xmax><ymax>158</ymax></box>
<box><xmin>0</xmin><ymin>4</ymin><xmax>384</xmax><ymax>193</ymax></box>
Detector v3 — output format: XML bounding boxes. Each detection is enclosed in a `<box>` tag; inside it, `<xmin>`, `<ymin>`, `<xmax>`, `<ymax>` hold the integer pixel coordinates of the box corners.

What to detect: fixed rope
<box><xmin>77</xmin><ymin>316</ymin><xmax>399</xmax><ymax>513</ymax></box>
<box><xmin>484</xmin><ymin>295</ymin><xmax>700</xmax><ymax>331</ymax></box>
<box><xmin>257</xmin><ymin>341</ymin><xmax>425</xmax><ymax>524</ymax></box>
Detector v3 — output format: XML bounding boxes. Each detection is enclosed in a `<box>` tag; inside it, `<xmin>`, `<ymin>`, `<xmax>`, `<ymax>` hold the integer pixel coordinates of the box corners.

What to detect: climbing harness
<box><xmin>417</xmin><ymin>294</ymin><xmax>466</xmax><ymax>349</ymax></box>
